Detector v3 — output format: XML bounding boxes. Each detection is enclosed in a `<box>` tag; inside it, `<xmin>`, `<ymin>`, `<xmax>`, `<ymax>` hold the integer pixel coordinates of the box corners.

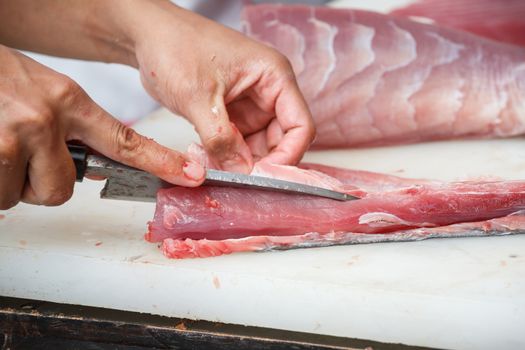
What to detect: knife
<box><xmin>68</xmin><ymin>144</ymin><xmax>358</xmax><ymax>202</ymax></box>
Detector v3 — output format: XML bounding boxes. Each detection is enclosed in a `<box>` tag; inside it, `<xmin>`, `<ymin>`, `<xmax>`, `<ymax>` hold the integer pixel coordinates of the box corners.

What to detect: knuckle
<box><xmin>261</xmin><ymin>50</ymin><xmax>296</xmax><ymax>86</ymax></box>
<box><xmin>306</xmin><ymin>120</ymin><xmax>317</xmax><ymax>140</ymax></box>
<box><xmin>40</xmin><ymin>185</ymin><xmax>73</xmax><ymax>206</ymax></box>
<box><xmin>270</xmin><ymin>51</ymin><xmax>294</xmax><ymax>73</ymax></box>
<box><xmin>49</xmin><ymin>75</ymin><xmax>83</xmax><ymax>104</ymax></box>
<box><xmin>0</xmin><ymin>135</ymin><xmax>19</xmax><ymax>159</ymax></box>
<box><xmin>160</xmin><ymin>148</ymin><xmax>185</xmax><ymax>176</ymax></box>
<box><xmin>160</xmin><ymin>147</ymin><xmax>182</xmax><ymax>165</ymax></box>
<box><xmin>204</xmin><ymin>128</ymin><xmax>236</xmax><ymax>155</ymax></box>
<box><xmin>0</xmin><ymin>199</ymin><xmax>18</xmax><ymax>210</ymax></box>
<box><xmin>38</xmin><ymin>158</ymin><xmax>76</xmax><ymax>206</ymax></box>
<box><xmin>184</xmin><ymin>79</ymin><xmax>220</xmax><ymax>106</ymax></box>
<box><xmin>198</xmin><ymin>78</ymin><xmax>220</xmax><ymax>96</ymax></box>
<box><xmin>11</xmin><ymin>106</ymin><xmax>56</xmax><ymax>133</ymax></box>
<box><xmin>112</xmin><ymin>123</ymin><xmax>144</xmax><ymax>158</ymax></box>
<box><xmin>7</xmin><ymin>106</ymin><xmax>55</xmax><ymax>133</ymax></box>
<box><xmin>25</xmin><ymin>108</ymin><xmax>55</xmax><ymax>131</ymax></box>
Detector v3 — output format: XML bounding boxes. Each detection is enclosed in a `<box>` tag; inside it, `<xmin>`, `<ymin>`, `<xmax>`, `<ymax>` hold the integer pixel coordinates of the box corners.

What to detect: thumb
<box><xmin>185</xmin><ymin>94</ymin><xmax>253</xmax><ymax>174</ymax></box>
<box><xmin>71</xmin><ymin>106</ymin><xmax>205</xmax><ymax>187</ymax></box>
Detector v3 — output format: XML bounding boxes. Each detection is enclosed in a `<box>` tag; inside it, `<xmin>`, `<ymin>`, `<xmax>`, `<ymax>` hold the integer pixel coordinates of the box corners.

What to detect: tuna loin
<box><xmin>241</xmin><ymin>4</ymin><xmax>525</xmax><ymax>148</ymax></box>
<box><xmin>146</xmin><ymin>164</ymin><xmax>525</xmax><ymax>258</ymax></box>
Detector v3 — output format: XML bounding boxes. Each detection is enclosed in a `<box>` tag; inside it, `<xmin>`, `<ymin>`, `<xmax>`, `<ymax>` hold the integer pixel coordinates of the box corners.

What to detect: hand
<box><xmin>0</xmin><ymin>45</ymin><xmax>205</xmax><ymax>210</ymax></box>
<box><xmin>129</xmin><ymin>2</ymin><xmax>315</xmax><ymax>173</ymax></box>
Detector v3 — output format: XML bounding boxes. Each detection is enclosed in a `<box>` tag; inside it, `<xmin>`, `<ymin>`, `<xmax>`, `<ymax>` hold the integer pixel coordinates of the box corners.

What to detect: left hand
<box><xmin>126</xmin><ymin>1</ymin><xmax>316</xmax><ymax>173</ymax></box>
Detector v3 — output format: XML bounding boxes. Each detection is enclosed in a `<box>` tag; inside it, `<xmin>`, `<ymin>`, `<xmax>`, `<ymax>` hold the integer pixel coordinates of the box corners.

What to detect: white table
<box><xmin>2</xmin><ymin>108</ymin><xmax>525</xmax><ymax>349</ymax></box>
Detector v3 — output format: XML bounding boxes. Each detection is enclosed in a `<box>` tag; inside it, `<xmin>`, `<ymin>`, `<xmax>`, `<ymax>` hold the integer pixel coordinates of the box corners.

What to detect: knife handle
<box><xmin>67</xmin><ymin>144</ymin><xmax>88</xmax><ymax>182</ymax></box>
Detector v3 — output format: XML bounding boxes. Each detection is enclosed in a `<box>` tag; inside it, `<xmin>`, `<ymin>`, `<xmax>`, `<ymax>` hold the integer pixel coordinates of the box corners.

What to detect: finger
<box><xmin>0</xmin><ymin>137</ymin><xmax>26</xmax><ymax>210</ymax></box>
<box><xmin>85</xmin><ymin>174</ymin><xmax>106</xmax><ymax>181</ymax></box>
<box><xmin>185</xmin><ymin>93</ymin><xmax>253</xmax><ymax>174</ymax></box>
<box><xmin>72</xmin><ymin>103</ymin><xmax>205</xmax><ymax>186</ymax></box>
<box><xmin>260</xmin><ymin>80</ymin><xmax>315</xmax><ymax>165</ymax></box>
<box><xmin>226</xmin><ymin>97</ymin><xmax>274</xmax><ymax>135</ymax></box>
<box><xmin>266</xmin><ymin>118</ymin><xmax>285</xmax><ymax>151</ymax></box>
<box><xmin>244</xmin><ymin>130</ymin><xmax>269</xmax><ymax>161</ymax></box>
<box><xmin>21</xmin><ymin>141</ymin><xmax>75</xmax><ymax>206</ymax></box>
<box><xmin>243</xmin><ymin>119</ymin><xmax>284</xmax><ymax>161</ymax></box>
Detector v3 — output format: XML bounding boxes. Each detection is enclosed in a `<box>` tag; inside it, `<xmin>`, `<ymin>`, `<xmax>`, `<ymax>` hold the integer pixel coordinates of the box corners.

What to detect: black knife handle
<box><xmin>67</xmin><ymin>144</ymin><xmax>88</xmax><ymax>182</ymax></box>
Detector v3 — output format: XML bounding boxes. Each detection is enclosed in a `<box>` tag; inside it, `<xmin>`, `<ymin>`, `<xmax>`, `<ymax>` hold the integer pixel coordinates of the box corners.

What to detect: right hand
<box><xmin>0</xmin><ymin>45</ymin><xmax>205</xmax><ymax>210</ymax></box>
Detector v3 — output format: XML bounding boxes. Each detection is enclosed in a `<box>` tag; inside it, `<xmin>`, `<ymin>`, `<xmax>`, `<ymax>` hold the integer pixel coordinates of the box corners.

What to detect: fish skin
<box><xmin>389</xmin><ymin>0</ymin><xmax>525</xmax><ymax>48</ymax></box>
<box><xmin>241</xmin><ymin>4</ymin><xmax>525</xmax><ymax>148</ymax></box>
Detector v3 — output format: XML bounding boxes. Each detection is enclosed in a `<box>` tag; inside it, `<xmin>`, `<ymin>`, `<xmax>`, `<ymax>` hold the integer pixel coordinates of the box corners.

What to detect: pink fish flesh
<box><xmin>161</xmin><ymin>212</ymin><xmax>525</xmax><ymax>259</ymax></box>
<box><xmin>146</xmin><ymin>163</ymin><xmax>525</xmax><ymax>258</ymax></box>
<box><xmin>390</xmin><ymin>0</ymin><xmax>525</xmax><ymax>48</ymax></box>
<box><xmin>241</xmin><ymin>4</ymin><xmax>525</xmax><ymax>148</ymax></box>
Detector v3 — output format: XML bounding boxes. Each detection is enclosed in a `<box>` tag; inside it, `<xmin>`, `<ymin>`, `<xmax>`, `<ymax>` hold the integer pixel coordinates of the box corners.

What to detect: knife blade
<box><xmin>68</xmin><ymin>144</ymin><xmax>358</xmax><ymax>202</ymax></box>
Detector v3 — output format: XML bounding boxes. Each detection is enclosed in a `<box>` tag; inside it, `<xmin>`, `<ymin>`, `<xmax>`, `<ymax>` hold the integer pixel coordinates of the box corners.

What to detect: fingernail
<box><xmin>183</xmin><ymin>161</ymin><xmax>205</xmax><ymax>182</ymax></box>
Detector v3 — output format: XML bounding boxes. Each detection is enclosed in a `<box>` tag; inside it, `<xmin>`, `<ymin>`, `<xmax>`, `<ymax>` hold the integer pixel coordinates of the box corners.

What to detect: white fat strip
<box><xmin>367</xmin><ymin>21</ymin><xmax>417</xmax><ymax>135</ymax></box>
<box><xmin>513</xmin><ymin>64</ymin><xmax>525</xmax><ymax>122</ymax></box>
<box><xmin>265</xmin><ymin>19</ymin><xmax>306</xmax><ymax>74</ymax></box>
<box><xmin>384</xmin><ymin>21</ymin><xmax>418</xmax><ymax>72</ymax></box>
<box><xmin>402</xmin><ymin>31</ymin><xmax>465</xmax><ymax>129</ymax></box>
<box><xmin>349</xmin><ymin>25</ymin><xmax>376</xmax><ymax>77</ymax></box>
<box><xmin>407</xmin><ymin>16</ymin><xmax>436</xmax><ymax>25</ymax></box>
<box><xmin>366</xmin><ymin>21</ymin><xmax>418</xmax><ymax>110</ymax></box>
<box><xmin>317</xmin><ymin>22</ymin><xmax>376</xmax><ymax>95</ymax></box>
<box><xmin>452</xmin><ymin>44</ymin><xmax>510</xmax><ymax>135</ymax></box>
<box><xmin>492</xmin><ymin>60</ymin><xmax>517</xmax><ymax>131</ymax></box>
<box><xmin>424</xmin><ymin>31</ymin><xmax>464</xmax><ymax>64</ymax></box>
<box><xmin>308</xmin><ymin>10</ymin><xmax>338</xmax><ymax>95</ymax></box>
<box><xmin>492</xmin><ymin>61</ymin><xmax>525</xmax><ymax>135</ymax></box>
<box><xmin>401</xmin><ymin>30</ymin><xmax>466</xmax><ymax>132</ymax></box>
<box><xmin>358</xmin><ymin>212</ymin><xmax>413</xmax><ymax>228</ymax></box>
<box><xmin>295</xmin><ymin>23</ymin><xmax>307</xmax><ymax>75</ymax></box>
<box><xmin>512</xmin><ymin>63</ymin><xmax>525</xmax><ymax>119</ymax></box>
<box><xmin>516</xmin><ymin>64</ymin><xmax>525</xmax><ymax>95</ymax></box>
<box><xmin>263</xmin><ymin>18</ymin><xmax>279</xmax><ymax>27</ymax></box>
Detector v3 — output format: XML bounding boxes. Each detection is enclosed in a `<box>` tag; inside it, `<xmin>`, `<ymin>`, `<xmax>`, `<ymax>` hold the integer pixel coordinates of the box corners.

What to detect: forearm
<box><xmin>0</xmin><ymin>0</ymin><xmax>167</xmax><ymax>66</ymax></box>
<box><xmin>0</xmin><ymin>0</ymin><xmax>314</xmax><ymax>172</ymax></box>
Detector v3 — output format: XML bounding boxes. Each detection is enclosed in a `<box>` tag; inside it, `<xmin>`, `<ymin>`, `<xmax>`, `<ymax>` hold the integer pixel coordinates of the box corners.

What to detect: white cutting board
<box><xmin>1</xmin><ymin>109</ymin><xmax>525</xmax><ymax>350</ymax></box>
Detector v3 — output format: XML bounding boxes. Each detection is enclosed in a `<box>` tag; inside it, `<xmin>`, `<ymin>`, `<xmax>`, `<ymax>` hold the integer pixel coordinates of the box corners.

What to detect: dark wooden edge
<box><xmin>0</xmin><ymin>296</ymin><xmax>438</xmax><ymax>350</ymax></box>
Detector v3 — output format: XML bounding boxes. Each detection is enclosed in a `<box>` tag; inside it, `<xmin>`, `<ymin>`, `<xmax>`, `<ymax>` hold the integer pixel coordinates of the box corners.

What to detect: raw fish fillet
<box><xmin>146</xmin><ymin>163</ymin><xmax>525</xmax><ymax>259</ymax></box>
<box><xmin>241</xmin><ymin>5</ymin><xmax>525</xmax><ymax>148</ymax></box>
<box><xmin>390</xmin><ymin>0</ymin><xmax>525</xmax><ymax>48</ymax></box>
<box><xmin>161</xmin><ymin>212</ymin><xmax>525</xmax><ymax>259</ymax></box>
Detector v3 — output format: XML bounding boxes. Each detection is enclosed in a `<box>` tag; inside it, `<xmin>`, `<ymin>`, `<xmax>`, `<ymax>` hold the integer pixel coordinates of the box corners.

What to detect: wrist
<box><xmin>82</xmin><ymin>0</ymin><xmax>154</xmax><ymax>67</ymax></box>
<box><xmin>96</xmin><ymin>0</ymin><xmax>185</xmax><ymax>68</ymax></box>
